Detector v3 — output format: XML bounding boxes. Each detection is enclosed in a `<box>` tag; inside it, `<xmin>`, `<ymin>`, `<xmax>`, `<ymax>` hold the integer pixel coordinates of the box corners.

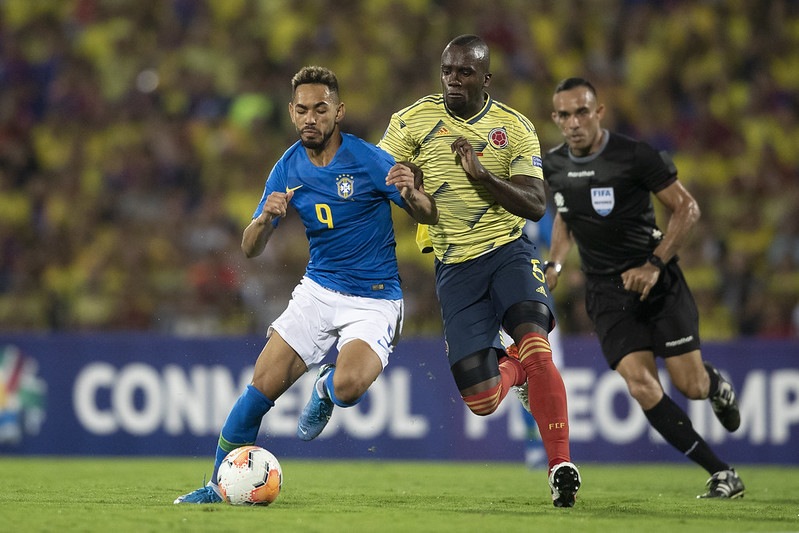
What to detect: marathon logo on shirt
<box><xmin>568</xmin><ymin>170</ymin><xmax>595</xmax><ymax>178</ymax></box>
<box><xmin>488</xmin><ymin>127</ymin><xmax>508</xmax><ymax>149</ymax></box>
<box><xmin>665</xmin><ymin>335</ymin><xmax>694</xmax><ymax>348</ymax></box>
<box><xmin>590</xmin><ymin>187</ymin><xmax>614</xmax><ymax>216</ymax></box>
<box><xmin>337</xmin><ymin>175</ymin><xmax>354</xmax><ymax>199</ymax></box>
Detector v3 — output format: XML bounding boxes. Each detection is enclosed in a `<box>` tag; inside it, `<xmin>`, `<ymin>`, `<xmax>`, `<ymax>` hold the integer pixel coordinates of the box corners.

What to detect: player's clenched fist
<box><xmin>261</xmin><ymin>190</ymin><xmax>294</xmax><ymax>220</ymax></box>
<box><xmin>385</xmin><ymin>163</ymin><xmax>416</xmax><ymax>197</ymax></box>
<box><xmin>451</xmin><ymin>136</ymin><xmax>488</xmax><ymax>182</ymax></box>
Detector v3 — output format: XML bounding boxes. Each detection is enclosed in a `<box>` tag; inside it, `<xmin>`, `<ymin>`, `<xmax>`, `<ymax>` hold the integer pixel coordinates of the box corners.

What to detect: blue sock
<box><xmin>212</xmin><ymin>385</ymin><xmax>274</xmax><ymax>481</ymax></box>
<box><xmin>325</xmin><ymin>369</ymin><xmax>364</xmax><ymax>407</ymax></box>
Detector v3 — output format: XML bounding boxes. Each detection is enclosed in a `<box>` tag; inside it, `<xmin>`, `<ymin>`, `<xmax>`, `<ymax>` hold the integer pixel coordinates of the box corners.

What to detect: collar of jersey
<box><xmin>443</xmin><ymin>93</ymin><xmax>492</xmax><ymax>124</ymax></box>
<box><xmin>567</xmin><ymin>128</ymin><xmax>611</xmax><ymax>163</ymax></box>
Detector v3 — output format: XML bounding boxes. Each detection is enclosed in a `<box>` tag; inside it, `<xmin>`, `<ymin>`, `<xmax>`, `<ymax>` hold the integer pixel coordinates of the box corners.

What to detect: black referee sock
<box><xmin>644</xmin><ymin>394</ymin><xmax>729</xmax><ymax>474</ymax></box>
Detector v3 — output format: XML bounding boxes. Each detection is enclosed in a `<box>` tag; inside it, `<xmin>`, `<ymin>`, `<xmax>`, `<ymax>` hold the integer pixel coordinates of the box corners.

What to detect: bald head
<box><xmin>443</xmin><ymin>34</ymin><xmax>490</xmax><ymax>71</ymax></box>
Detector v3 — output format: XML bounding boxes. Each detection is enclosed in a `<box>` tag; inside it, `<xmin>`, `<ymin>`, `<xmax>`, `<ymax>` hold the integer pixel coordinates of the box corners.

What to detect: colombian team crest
<box><xmin>488</xmin><ymin>127</ymin><xmax>509</xmax><ymax>149</ymax></box>
<box><xmin>590</xmin><ymin>187</ymin><xmax>614</xmax><ymax>216</ymax></box>
<box><xmin>337</xmin><ymin>174</ymin><xmax>354</xmax><ymax>199</ymax></box>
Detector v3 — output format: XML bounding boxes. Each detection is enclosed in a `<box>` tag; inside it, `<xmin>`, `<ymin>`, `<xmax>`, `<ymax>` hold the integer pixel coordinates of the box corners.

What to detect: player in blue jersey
<box><xmin>175</xmin><ymin>66</ymin><xmax>437</xmax><ymax>504</ymax></box>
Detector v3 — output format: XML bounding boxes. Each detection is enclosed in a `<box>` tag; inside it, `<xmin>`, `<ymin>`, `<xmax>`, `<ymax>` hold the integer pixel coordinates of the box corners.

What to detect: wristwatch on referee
<box><xmin>543</xmin><ymin>261</ymin><xmax>562</xmax><ymax>276</ymax></box>
<box><xmin>647</xmin><ymin>254</ymin><xmax>666</xmax><ymax>270</ymax></box>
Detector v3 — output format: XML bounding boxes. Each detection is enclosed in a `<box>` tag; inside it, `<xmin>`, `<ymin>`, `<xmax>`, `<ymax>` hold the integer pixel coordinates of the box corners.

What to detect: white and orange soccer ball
<box><xmin>216</xmin><ymin>445</ymin><xmax>283</xmax><ymax>506</ymax></box>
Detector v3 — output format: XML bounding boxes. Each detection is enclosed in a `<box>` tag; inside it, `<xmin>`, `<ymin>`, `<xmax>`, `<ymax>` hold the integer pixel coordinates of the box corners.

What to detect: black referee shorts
<box><xmin>585</xmin><ymin>260</ymin><xmax>701</xmax><ymax>369</ymax></box>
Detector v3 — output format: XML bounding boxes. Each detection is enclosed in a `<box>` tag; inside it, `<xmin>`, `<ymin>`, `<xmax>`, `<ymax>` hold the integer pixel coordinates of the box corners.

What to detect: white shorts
<box><xmin>267</xmin><ymin>277</ymin><xmax>404</xmax><ymax>369</ymax></box>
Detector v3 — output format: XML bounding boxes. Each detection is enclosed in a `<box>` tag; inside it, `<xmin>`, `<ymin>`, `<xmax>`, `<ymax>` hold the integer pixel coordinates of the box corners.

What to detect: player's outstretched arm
<box><xmin>450</xmin><ymin>136</ymin><xmax>546</xmax><ymax>221</ymax></box>
<box><xmin>386</xmin><ymin>162</ymin><xmax>439</xmax><ymax>224</ymax></box>
<box><xmin>241</xmin><ymin>190</ymin><xmax>294</xmax><ymax>258</ymax></box>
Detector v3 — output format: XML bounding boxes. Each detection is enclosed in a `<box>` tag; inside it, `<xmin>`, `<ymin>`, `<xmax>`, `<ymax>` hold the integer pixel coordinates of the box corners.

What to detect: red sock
<box><xmin>518</xmin><ymin>332</ymin><xmax>570</xmax><ymax>471</ymax></box>
<box><xmin>499</xmin><ymin>354</ymin><xmax>526</xmax><ymax>388</ymax></box>
<box><xmin>462</xmin><ymin>353</ymin><xmax>526</xmax><ymax>415</ymax></box>
<box><xmin>462</xmin><ymin>384</ymin><xmax>503</xmax><ymax>416</ymax></box>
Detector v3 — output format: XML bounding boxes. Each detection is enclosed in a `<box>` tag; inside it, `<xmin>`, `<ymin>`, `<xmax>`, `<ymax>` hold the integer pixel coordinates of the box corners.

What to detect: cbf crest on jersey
<box><xmin>337</xmin><ymin>174</ymin><xmax>354</xmax><ymax>199</ymax></box>
<box><xmin>488</xmin><ymin>127</ymin><xmax>508</xmax><ymax>149</ymax></box>
<box><xmin>591</xmin><ymin>187</ymin><xmax>614</xmax><ymax>216</ymax></box>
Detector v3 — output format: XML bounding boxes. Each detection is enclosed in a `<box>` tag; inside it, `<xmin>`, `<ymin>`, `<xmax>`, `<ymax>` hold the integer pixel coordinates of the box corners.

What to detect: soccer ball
<box><xmin>216</xmin><ymin>445</ymin><xmax>283</xmax><ymax>506</ymax></box>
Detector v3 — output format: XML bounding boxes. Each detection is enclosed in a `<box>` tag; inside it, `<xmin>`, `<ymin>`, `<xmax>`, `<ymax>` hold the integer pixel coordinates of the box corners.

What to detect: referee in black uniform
<box><xmin>543</xmin><ymin>77</ymin><xmax>745</xmax><ymax>499</ymax></box>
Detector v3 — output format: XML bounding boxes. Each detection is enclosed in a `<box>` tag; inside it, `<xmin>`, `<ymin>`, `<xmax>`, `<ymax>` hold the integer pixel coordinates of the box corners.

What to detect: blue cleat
<box><xmin>297</xmin><ymin>364</ymin><xmax>335</xmax><ymax>441</ymax></box>
<box><xmin>173</xmin><ymin>481</ymin><xmax>223</xmax><ymax>504</ymax></box>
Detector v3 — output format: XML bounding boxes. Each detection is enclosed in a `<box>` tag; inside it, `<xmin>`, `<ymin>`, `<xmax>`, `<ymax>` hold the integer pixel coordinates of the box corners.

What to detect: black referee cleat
<box><xmin>705</xmin><ymin>362</ymin><xmax>741</xmax><ymax>432</ymax></box>
<box><xmin>697</xmin><ymin>469</ymin><xmax>745</xmax><ymax>499</ymax></box>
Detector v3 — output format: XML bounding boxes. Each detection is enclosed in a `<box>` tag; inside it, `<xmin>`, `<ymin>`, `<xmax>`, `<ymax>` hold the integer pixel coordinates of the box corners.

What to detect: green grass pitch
<box><xmin>1</xmin><ymin>457</ymin><xmax>797</xmax><ymax>532</ymax></box>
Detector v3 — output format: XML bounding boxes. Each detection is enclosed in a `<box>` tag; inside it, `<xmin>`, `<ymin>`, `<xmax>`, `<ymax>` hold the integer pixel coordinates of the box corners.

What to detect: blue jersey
<box><xmin>253</xmin><ymin>133</ymin><xmax>405</xmax><ymax>299</ymax></box>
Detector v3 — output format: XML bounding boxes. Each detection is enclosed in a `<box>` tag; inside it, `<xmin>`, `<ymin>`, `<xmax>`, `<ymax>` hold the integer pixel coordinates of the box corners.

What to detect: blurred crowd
<box><xmin>1</xmin><ymin>0</ymin><xmax>797</xmax><ymax>340</ymax></box>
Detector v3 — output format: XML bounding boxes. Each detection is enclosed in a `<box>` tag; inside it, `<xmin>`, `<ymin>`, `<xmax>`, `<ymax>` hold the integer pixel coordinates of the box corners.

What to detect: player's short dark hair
<box><xmin>291</xmin><ymin>66</ymin><xmax>339</xmax><ymax>97</ymax></box>
<box><xmin>554</xmin><ymin>77</ymin><xmax>598</xmax><ymax>97</ymax></box>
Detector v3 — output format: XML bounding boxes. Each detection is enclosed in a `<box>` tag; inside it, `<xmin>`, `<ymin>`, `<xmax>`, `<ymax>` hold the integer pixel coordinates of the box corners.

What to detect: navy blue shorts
<box><xmin>585</xmin><ymin>259</ymin><xmax>701</xmax><ymax>369</ymax></box>
<box><xmin>434</xmin><ymin>235</ymin><xmax>555</xmax><ymax>366</ymax></box>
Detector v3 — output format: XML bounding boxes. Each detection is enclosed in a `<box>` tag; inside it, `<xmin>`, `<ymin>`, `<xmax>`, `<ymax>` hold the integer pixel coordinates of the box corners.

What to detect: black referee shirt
<box><xmin>543</xmin><ymin>130</ymin><xmax>677</xmax><ymax>276</ymax></box>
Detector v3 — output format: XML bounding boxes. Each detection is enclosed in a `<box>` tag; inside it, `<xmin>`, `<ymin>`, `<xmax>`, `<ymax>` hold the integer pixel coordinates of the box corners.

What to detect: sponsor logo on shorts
<box><xmin>664</xmin><ymin>335</ymin><xmax>694</xmax><ymax>348</ymax></box>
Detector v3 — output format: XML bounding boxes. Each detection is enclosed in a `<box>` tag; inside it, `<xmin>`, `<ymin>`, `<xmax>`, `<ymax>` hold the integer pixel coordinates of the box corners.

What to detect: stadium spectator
<box><xmin>0</xmin><ymin>1</ymin><xmax>796</xmax><ymax>339</ymax></box>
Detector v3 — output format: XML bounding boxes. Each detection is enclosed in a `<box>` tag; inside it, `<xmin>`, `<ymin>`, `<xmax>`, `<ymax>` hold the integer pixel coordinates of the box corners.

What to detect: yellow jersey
<box><xmin>378</xmin><ymin>93</ymin><xmax>543</xmax><ymax>263</ymax></box>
